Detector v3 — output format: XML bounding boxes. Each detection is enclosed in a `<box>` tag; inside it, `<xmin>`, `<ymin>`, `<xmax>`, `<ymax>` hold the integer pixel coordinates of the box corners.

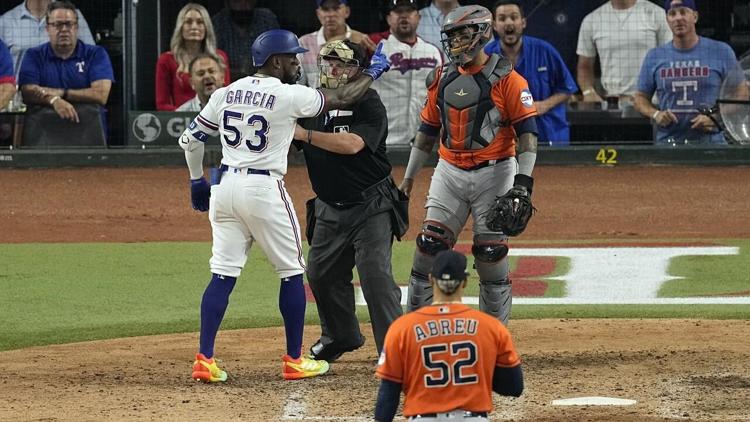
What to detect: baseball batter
<box><xmin>374</xmin><ymin>250</ymin><xmax>523</xmax><ymax>422</ymax></box>
<box><xmin>399</xmin><ymin>5</ymin><xmax>539</xmax><ymax>325</ymax></box>
<box><xmin>178</xmin><ymin>29</ymin><xmax>391</xmax><ymax>382</ymax></box>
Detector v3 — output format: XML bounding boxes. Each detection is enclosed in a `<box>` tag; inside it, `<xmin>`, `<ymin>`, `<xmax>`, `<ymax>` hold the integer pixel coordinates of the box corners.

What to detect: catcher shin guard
<box><xmin>472</xmin><ymin>234</ymin><xmax>508</xmax><ymax>263</ymax></box>
<box><xmin>479</xmin><ymin>279</ymin><xmax>512</xmax><ymax>325</ymax></box>
<box><xmin>409</xmin><ymin>221</ymin><xmax>456</xmax><ymax>311</ymax></box>
<box><xmin>407</xmin><ymin>270</ymin><xmax>433</xmax><ymax>312</ymax></box>
<box><xmin>416</xmin><ymin>220</ymin><xmax>455</xmax><ymax>256</ymax></box>
<box><xmin>475</xmin><ymin>257</ymin><xmax>511</xmax><ymax>325</ymax></box>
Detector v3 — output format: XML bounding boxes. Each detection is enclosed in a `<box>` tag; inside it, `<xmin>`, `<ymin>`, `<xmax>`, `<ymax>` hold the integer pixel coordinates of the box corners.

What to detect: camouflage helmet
<box><xmin>440</xmin><ymin>5</ymin><xmax>493</xmax><ymax>65</ymax></box>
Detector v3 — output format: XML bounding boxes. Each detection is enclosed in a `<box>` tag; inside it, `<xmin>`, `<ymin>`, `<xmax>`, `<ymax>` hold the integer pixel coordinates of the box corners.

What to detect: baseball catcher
<box><xmin>398</xmin><ymin>5</ymin><xmax>539</xmax><ymax>326</ymax></box>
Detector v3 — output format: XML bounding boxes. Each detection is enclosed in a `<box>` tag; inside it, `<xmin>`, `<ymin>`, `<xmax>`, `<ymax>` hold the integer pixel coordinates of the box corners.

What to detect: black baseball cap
<box><xmin>387</xmin><ymin>0</ymin><xmax>418</xmax><ymax>13</ymax></box>
<box><xmin>432</xmin><ymin>250</ymin><xmax>469</xmax><ymax>282</ymax></box>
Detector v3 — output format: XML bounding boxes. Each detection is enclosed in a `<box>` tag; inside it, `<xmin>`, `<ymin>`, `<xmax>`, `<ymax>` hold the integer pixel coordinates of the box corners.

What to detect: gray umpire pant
<box><xmin>306</xmin><ymin>198</ymin><xmax>403</xmax><ymax>354</ymax></box>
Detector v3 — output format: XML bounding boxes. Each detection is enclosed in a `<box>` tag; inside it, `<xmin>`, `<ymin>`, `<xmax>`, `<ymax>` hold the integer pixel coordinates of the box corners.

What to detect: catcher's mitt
<box><xmin>486</xmin><ymin>175</ymin><xmax>536</xmax><ymax>236</ymax></box>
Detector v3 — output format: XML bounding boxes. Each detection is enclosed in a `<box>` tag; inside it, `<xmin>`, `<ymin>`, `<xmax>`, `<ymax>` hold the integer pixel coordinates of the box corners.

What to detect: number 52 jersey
<box><xmin>189</xmin><ymin>75</ymin><xmax>325</xmax><ymax>176</ymax></box>
<box><xmin>375</xmin><ymin>303</ymin><xmax>521</xmax><ymax>416</ymax></box>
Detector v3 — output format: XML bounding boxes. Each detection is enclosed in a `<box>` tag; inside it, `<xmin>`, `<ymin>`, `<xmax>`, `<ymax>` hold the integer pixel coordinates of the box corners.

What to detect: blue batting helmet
<box><xmin>251</xmin><ymin>29</ymin><xmax>308</xmax><ymax>67</ymax></box>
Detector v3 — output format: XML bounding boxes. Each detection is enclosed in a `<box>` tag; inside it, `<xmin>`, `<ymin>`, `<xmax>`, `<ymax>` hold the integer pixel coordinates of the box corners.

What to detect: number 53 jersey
<box><xmin>376</xmin><ymin>303</ymin><xmax>521</xmax><ymax>416</ymax></box>
<box><xmin>190</xmin><ymin>75</ymin><xmax>325</xmax><ymax>176</ymax></box>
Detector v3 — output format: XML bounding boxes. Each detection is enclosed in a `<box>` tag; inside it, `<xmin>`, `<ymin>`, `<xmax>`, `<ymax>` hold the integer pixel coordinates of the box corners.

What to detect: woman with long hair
<box><xmin>155</xmin><ymin>3</ymin><xmax>230</xmax><ymax>111</ymax></box>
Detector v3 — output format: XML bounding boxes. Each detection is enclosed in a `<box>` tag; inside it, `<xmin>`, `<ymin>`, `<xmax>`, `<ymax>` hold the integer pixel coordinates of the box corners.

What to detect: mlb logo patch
<box><xmin>334</xmin><ymin>125</ymin><xmax>349</xmax><ymax>133</ymax></box>
<box><xmin>520</xmin><ymin>89</ymin><xmax>534</xmax><ymax>108</ymax></box>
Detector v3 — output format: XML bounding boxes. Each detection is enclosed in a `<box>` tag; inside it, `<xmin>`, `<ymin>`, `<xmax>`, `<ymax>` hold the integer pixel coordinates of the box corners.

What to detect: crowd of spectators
<box><xmin>0</xmin><ymin>0</ymin><xmax>112</xmax><ymax>146</ymax></box>
<box><xmin>1</xmin><ymin>0</ymin><xmax>748</xmax><ymax>146</ymax></box>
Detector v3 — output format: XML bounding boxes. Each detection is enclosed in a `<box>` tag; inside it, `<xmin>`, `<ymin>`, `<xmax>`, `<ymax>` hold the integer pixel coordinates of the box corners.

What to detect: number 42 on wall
<box><xmin>596</xmin><ymin>148</ymin><xmax>618</xmax><ymax>165</ymax></box>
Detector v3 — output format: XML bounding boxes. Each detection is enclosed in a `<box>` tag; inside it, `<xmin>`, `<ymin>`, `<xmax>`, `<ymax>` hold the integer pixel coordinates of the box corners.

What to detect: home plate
<box><xmin>552</xmin><ymin>397</ymin><xmax>637</xmax><ymax>406</ymax></box>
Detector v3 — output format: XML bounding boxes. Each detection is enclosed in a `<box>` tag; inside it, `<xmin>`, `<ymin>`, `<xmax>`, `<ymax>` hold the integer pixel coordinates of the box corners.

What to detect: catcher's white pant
<box><xmin>408</xmin><ymin>410</ymin><xmax>488</xmax><ymax>421</ymax></box>
<box><xmin>208</xmin><ymin>168</ymin><xmax>306</xmax><ymax>278</ymax></box>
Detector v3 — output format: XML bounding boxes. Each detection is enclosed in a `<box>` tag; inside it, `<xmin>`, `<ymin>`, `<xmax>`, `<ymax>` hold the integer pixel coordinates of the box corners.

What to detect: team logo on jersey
<box><xmin>334</xmin><ymin>125</ymin><xmax>350</xmax><ymax>133</ymax></box>
<box><xmin>520</xmin><ymin>89</ymin><xmax>534</xmax><ymax>108</ymax></box>
<box><xmin>132</xmin><ymin>113</ymin><xmax>161</xmax><ymax>143</ymax></box>
<box><xmin>389</xmin><ymin>53</ymin><xmax>439</xmax><ymax>74</ymax></box>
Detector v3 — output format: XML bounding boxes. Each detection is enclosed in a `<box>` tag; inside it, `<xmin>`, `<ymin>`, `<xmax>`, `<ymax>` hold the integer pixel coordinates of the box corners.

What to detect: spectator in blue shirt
<box><xmin>18</xmin><ymin>1</ymin><xmax>113</xmax><ymax>124</ymax></box>
<box><xmin>484</xmin><ymin>0</ymin><xmax>578</xmax><ymax>146</ymax></box>
<box><xmin>634</xmin><ymin>0</ymin><xmax>748</xmax><ymax>145</ymax></box>
<box><xmin>0</xmin><ymin>0</ymin><xmax>94</xmax><ymax>76</ymax></box>
<box><xmin>0</xmin><ymin>39</ymin><xmax>16</xmax><ymax>111</ymax></box>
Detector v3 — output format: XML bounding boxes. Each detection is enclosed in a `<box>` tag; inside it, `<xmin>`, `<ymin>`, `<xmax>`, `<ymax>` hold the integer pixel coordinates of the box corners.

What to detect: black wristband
<box><xmin>307</xmin><ymin>129</ymin><xmax>313</xmax><ymax>145</ymax></box>
<box><xmin>514</xmin><ymin>173</ymin><xmax>534</xmax><ymax>193</ymax></box>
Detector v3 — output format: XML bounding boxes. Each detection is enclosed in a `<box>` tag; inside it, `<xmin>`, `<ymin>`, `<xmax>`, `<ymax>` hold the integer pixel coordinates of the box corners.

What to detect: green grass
<box><xmin>661</xmin><ymin>242</ymin><xmax>750</xmax><ymax>296</ymax></box>
<box><xmin>1</xmin><ymin>240</ymin><xmax>749</xmax><ymax>351</ymax></box>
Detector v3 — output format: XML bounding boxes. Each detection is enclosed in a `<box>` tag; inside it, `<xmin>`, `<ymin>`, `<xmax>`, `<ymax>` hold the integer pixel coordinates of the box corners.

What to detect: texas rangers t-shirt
<box><xmin>637</xmin><ymin>37</ymin><xmax>744</xmax><ymax>144</ymax></box>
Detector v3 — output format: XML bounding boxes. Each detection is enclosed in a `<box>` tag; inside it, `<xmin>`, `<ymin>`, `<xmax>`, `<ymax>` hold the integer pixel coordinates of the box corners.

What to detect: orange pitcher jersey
<box><xmin>375</xmin><ymin>303</ymin><xmax>521</xmax><ymax>416</ymax></box>
<box><xmin>420</xmin><ymin>60</ymin><xmax>537</xmax><ymax>169</ymax></box>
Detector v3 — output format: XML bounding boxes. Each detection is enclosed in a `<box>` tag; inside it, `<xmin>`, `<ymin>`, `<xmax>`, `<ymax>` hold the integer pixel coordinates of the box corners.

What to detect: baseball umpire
<box><xmin>398</xmin><ymin>5</ymin><xmax>539</xmax><ymax>325</ymax></box>
<box><xmin>295</xmin><ymin>39</ymin><xmax>407</xmax><ymax>361</ymax></box>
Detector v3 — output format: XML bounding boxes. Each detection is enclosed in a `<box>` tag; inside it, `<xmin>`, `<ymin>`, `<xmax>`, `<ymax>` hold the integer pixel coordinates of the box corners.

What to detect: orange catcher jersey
<box><xmin>421</xmin><ymin>57</ymin><xmax>537</xmax><ymax>169</ymax></box>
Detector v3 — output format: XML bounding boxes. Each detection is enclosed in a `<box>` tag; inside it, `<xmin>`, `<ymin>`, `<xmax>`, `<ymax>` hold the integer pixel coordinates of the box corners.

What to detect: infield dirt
<box><xmin>1</xmin><ymin>165</ymin><xmax>749</xmax><ymax>421</ymax></box>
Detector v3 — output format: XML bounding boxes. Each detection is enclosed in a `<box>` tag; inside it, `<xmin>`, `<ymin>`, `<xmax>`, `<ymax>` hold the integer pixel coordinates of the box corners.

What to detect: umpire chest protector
<box><xmin>435</xmin><ymin>54</ymin><xmax>512</xmax><ymax>150</ymax></box>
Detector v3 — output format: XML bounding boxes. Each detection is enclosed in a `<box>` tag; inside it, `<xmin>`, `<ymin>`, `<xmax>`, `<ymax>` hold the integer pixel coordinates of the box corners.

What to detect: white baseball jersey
<box><xmin>189</xmin><ymin>75</ymin><xmax>325</xmax><ymax>175</ymax></box>
<box><xmin>184</xmin><ymin>74</ymin><xmax>325</xmax><ymax>279</ymax></box>
<box><xmin>371</xmin><ymin>34</ymin><xmax>442</xmax><ymax>146</ymax></box>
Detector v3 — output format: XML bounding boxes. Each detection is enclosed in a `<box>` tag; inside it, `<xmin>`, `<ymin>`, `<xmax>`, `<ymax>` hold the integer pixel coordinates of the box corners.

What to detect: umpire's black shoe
<box><xmin>310</xmin><ymin>335</ymin><xmax>366</xmax><ymax>362</ymax></box>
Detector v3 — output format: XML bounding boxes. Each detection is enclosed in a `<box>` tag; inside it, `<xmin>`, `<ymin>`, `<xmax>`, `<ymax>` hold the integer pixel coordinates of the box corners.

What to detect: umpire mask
<box><xmin>318</xmin><ymin>39</ymin><xmax>363</xmax><ymax>89</ymax></box>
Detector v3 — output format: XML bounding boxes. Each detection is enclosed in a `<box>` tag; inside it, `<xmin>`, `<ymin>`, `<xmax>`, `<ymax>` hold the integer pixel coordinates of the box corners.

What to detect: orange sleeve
<box><xmin>491</xmin><ymin>70</ymin><xmax>537</xmax><ymax>125</ymax></box>
<box><xmin>375</xmin><ymin>321</ymin><xmax>405</xmax><ymax>383</ymax></box>
<box><xmin>419</xmin><ymin>67</ymin><xmax>442</xmax><ymax>127</ymax></box>
<box><xmin>495</xmin><ymin>324</ymin><xmax>521</xmax><ymax>368</ymax></box>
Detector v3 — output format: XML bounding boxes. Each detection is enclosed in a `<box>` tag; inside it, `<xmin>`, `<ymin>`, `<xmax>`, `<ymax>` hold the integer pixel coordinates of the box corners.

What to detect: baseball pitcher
<box><xmin>374</xmin><ymin>250</ymin><xmax>523</xmax><ymax>422</ymax></box>
<box><xmin>178</xmin><ymin>29</ymin><xmax>390</xmax><ymax>382</ymax></box>
<box><xmin>399</xmin><ymin>5</ymin><xmax>539</xmax><ymax>325</ymax></box>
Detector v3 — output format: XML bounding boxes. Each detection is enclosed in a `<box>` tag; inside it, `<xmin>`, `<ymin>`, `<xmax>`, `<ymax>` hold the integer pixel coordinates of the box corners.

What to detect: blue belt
<box><xmin>219</xmin><ymin>164</ymin><xmax>270</xmax><ymax>176</ymax></box>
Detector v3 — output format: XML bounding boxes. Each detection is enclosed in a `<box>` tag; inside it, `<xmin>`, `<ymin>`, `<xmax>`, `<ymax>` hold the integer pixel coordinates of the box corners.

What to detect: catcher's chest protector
<box><xmin>437</xmin><ymin>54</ymin><xmax>512</xmax><ymax>150</ymax></box>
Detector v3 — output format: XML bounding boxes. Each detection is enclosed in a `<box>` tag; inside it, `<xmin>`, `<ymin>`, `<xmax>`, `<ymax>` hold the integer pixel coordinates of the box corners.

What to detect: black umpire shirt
<box><xmin>297</xmin><ymin>89</ymin><xmax>391</xmax><ymax>203</ymax></box>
